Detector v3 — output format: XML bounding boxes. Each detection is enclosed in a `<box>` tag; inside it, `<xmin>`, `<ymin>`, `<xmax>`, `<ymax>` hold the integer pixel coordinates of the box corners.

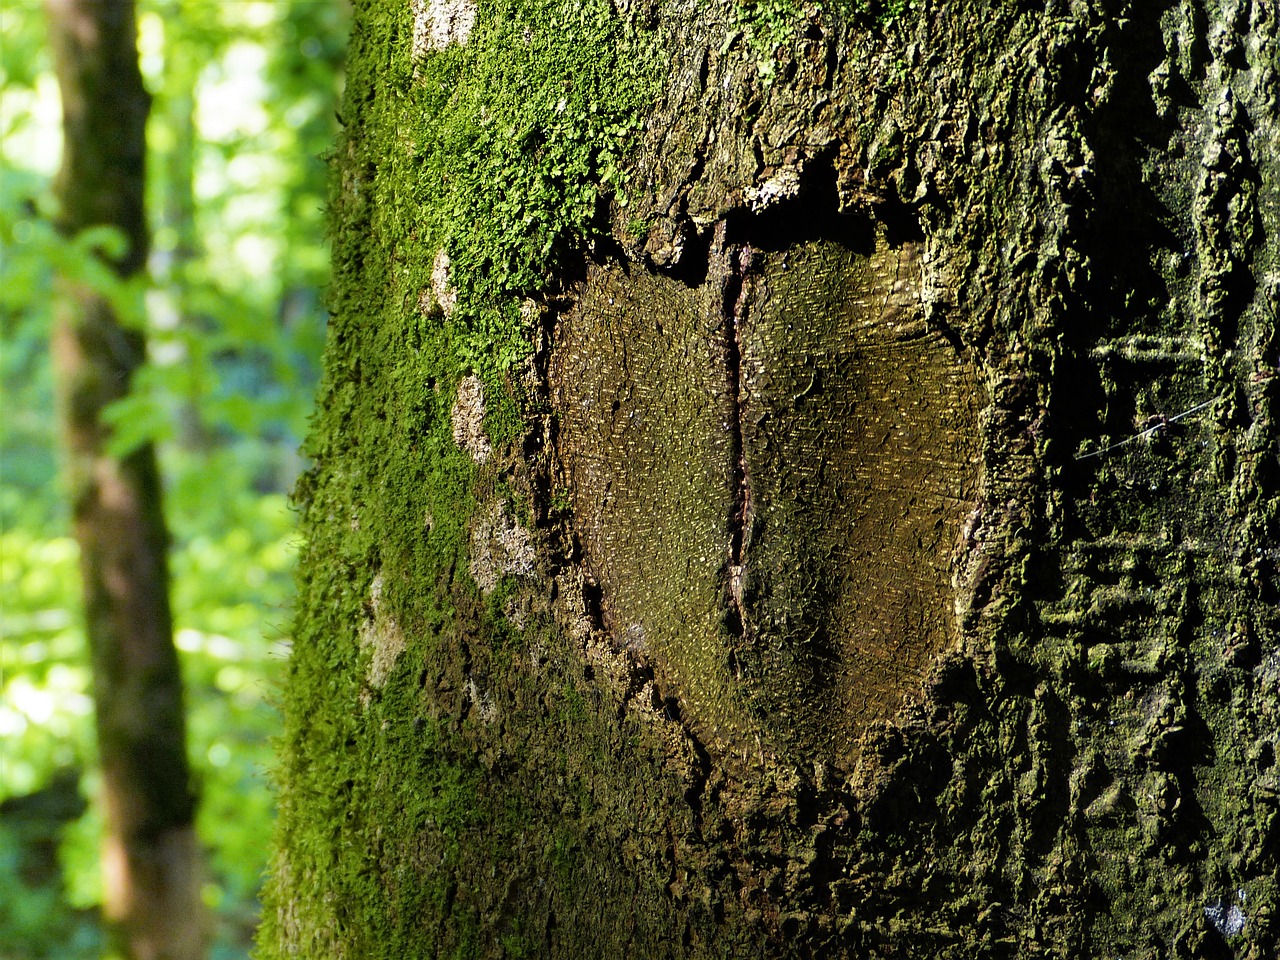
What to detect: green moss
<box><xmin>735</xmin><ymin>0</ymin><xmax>911</xmax><ymax>62</ymax></box>
<box><xmin>409</xmin><ymin>0</ymin><xmax>659</xmax><ymax>373</ymax></box>
<box><xmin>258</xmin><ymin>2</ymin><xmax>673</xmax><ymax>956</ymax></box>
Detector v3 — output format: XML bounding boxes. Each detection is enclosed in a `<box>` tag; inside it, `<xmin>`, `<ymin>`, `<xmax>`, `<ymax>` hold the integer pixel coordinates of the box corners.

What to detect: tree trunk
<box><xmin>45</xmin><ymin>1</ymin><xmax>205</xmax><ymax>957</ymax></box>
<box><xmin>261</xmin><ymin>0</ymin><xmax>1279</xmax><ymax>957</ymax></box>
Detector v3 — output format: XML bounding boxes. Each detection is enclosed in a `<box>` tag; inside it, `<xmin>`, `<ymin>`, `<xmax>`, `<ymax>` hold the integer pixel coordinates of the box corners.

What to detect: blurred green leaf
<box><xmin>101</xmin><ymin>391</ymin><xmax>175</xmax><ymax>457</ymax></box>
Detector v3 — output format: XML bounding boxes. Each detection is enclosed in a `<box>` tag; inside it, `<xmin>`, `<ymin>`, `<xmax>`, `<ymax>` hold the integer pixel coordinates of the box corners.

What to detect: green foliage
<box><xmin>0</xmin><ymin>817</ymin><xmax>102</xmax><ymax>960</ymax></box>
<box><xmin>0</xmin><ymin>466</ymin><xmax>301</xmax><ymax>958</ymax></box>
<box><xmin>0</xmin><ymin>1</ymin><xmax>349</xmax><ymax>957</ymax></box>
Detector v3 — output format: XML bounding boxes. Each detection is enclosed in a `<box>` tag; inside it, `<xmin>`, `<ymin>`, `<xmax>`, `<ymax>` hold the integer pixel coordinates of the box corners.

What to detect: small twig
<box><xmin>1075</xmin><ymin>397</ymin><xmax>1218</xmax><ymax>461</ymax></box>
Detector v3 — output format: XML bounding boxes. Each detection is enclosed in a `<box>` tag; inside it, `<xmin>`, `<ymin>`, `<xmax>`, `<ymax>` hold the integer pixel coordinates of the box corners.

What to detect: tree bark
<box><xmin>44</xmin><ymin>2</ymin><xmax>205</xmax><ymax>958</ymax></box>
<box><xmin>261</xmin><ymin>0</ymin><xmax>1279</xmax><ymax>957</ymax></box>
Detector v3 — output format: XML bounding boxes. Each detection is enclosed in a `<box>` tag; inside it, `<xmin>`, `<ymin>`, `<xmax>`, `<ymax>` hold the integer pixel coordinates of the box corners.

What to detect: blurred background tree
<box><xmin>1</xmin><ymin>1</ymin><xmax>349</xmax><ymax>957</ymax></box>
<box><xmin>45</xmin><ymin>0</ymin><xmax>205</xmax><ymax>957</ymax></box>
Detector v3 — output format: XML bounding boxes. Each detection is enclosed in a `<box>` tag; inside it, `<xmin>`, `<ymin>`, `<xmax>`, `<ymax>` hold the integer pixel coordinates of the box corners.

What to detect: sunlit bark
<box><xmin>262</xmin><ymin>1</ymin><xmax>1280</xmax><ymax>956</ymax></box>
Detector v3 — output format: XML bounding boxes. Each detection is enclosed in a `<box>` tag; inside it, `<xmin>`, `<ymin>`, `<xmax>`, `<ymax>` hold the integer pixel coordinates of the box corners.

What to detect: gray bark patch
<box><xmin>451</xmin><ymin>373</ymin><xmax>491</xmax><ymax>463</ymax></box>
<box><xmin>410</xmin><ymin>0</ymin><xmax>476</xmax><ymax>57</ymax></box>
<box><xmin>359</xmin><ymin>574</ymin><xmax>404</xmax><ymax>690</ymax></box>
<box><xmin>468</xmin><ymin>501</ymin><xmax>536</xmax><ymax>594</ymax></box>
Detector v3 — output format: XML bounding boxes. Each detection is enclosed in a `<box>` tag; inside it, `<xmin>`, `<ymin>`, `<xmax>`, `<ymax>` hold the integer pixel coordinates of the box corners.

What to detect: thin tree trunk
<box><xmin>44</xmin><ymin>2</ymin><xmax>205</xmax><ymax>958</ymax></box>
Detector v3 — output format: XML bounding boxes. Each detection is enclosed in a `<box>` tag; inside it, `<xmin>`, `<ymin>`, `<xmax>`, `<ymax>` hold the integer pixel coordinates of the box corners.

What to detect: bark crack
<box><xmin>712</xmin><ymin>222</ymin><xmax>754</xmax><ymax>646</ymax></box>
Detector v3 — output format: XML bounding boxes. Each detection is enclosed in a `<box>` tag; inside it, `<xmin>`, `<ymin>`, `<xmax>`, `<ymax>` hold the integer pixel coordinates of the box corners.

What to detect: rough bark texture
<box><xmin>262</xmin><ymin>0</ymin><xmax>1279</xmax><ymax>957</ymax></box>
<box><xmin>45</xmin><ymin>2</ymin><xmax>205</xmax><ymax>958</ymax></box>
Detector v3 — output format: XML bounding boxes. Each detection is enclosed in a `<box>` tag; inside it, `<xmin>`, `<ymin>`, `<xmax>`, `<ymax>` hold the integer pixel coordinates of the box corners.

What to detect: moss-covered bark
<box><xmin>260</xmin><ymin>0</ymin><xmax>1279</xmax><ymax>956</ymax></box>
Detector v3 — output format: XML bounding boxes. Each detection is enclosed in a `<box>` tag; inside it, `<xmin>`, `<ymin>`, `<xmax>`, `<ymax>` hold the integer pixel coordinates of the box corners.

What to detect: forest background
<box><xmin>1</xmin><ymin>1</ymin><xmax>350</xmax><ymax>956</ymax></box>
